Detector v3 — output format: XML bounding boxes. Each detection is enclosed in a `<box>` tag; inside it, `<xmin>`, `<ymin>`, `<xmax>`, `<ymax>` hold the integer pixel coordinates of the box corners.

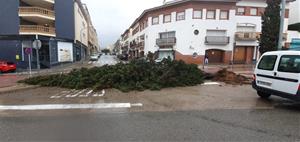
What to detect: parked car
<box><xmin>0</xmin><ymin>61</ymin><xmax>16</xmax><ymax>73</ymax></box>
<box><xmin>118</xmin><ymin>54</ymin><xmax>128</xmax><ymax>61</ymax></box>
<box><xmin>98</xmin><ymin>53</ymin><xmax>102</xmax><ymax>58</ymax></box>
<box><xmin>90</xmin><ymin>55</ymin><xmax>99</xmax><ymax>61</ymax></box>
<box><xmin>252</xmin><ymin>51</ymin><xmax>300</xmax><ymax>101</ymax></box>
<box><xmin>155</xmin><ymin>58</ymin><xmax>163</xmax><ymax>63</ymax></box>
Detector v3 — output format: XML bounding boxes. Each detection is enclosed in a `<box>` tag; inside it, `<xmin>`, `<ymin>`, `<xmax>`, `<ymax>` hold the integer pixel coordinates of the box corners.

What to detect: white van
<box><xmin>253</xmin><ymin>51</ymin><xmax>300</xmax><ymax>101</ymax></box>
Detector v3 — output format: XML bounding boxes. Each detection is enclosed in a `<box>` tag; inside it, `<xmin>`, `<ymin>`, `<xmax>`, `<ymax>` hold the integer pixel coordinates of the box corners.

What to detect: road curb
<box><xmin>0</xmin><ymin>84</ymin><xmax>40</xmax><ymax>95</ymax></box>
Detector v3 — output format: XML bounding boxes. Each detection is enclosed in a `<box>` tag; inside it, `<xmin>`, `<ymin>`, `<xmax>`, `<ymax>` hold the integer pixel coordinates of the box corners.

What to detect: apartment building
<box><xmin>289</xmin><ymin>0</ymin><xmax>300</xmax><ymax>30</ymax></box>
<box><xmin>118</xmin><ymin>0</ymin><xmax>293</xmax><ymax>64</ymax></box>
<box><xmin>0</xmin><ymin>0</ymin><xmax>99</xmax><ymax>69</ymax></box>
<box><xmin>83</xmin><ymin>5</ymin><xmax>100</xmax><ymax>55</ymax></box>
<box><xmin>288</xmin><ymin>0</ymin><xmax>300</xmax><ymax>49</ymax></box>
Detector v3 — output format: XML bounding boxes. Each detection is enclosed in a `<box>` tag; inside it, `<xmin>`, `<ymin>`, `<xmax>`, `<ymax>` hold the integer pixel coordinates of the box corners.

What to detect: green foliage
<box><xmin>259</xmin><ymin>0</ymin><xmax>281</xmax><ymax>54</ymax></box>
<box><xmin>19</xmin><ymin>59</ymin><xmax>204</xmax><ymax>92</ymax></box>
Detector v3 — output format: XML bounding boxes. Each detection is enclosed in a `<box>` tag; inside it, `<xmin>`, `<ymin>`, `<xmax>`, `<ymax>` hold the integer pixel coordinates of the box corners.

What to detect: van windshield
<box><xmin>278</xmin><ymin>55</ymin><xmax>300</xmax><ymax>73</ymax></box>
<box><xmin>258</xmin><ymin>55</ymin><xmax>277</xmax><ymax>71</ymax></box>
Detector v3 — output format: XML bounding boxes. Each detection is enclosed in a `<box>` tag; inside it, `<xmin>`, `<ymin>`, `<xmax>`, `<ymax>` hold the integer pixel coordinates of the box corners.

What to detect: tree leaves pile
<box><xmin>19</xmin><ymin>59</ymin><xmax>204</xmax><ymax>92</ymax></box>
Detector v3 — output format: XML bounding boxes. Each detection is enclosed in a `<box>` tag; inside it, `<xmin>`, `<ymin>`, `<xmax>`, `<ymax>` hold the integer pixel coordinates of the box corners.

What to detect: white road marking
<box><xmin>70</xmin><ymin>89</ymin><xmax>87</xmax><ymax>98</ymax></box>
<box><xmin>50</xmin><ymin>95</ymin><xmax>59</xmax><ymax>99</ymax></box>
<box><xmin>93</xmin><ymin>89</ymin><xmax>105</xmax><ymax>97</ymax></box>
<box><xmin>0</xmin><ymin>103</ymin><xmax>143</xmax><ymax>111</ymax></box>
<box><xmin>203</xmin><ymin>82</ymin><xmax>220</xmax><ymax>86</ymax></box>
<box><xmin>65</xmin><ymin>90</ymin><xmax>80</xmax><ymax>98</ymax></box>
<box><xmin>50</xmin><ymin>90</ymin><xmax>73</xmax><ymax>99</ymax></box>
<box><xmin>79</xmin><ymin>90</ymin><xmax>93</xmax><ymax>98</ymax></box>
<box><xmin>131</xmin><ymin>103</ymin><xmax>143</xmax><ymax>107</ymax></box>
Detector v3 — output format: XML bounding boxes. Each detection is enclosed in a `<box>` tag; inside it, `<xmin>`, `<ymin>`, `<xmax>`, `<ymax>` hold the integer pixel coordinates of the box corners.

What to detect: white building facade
<box><xmin>120</xmin><ymin>0</ymin><xmax>293</xmax><ymax>64</ymax></box>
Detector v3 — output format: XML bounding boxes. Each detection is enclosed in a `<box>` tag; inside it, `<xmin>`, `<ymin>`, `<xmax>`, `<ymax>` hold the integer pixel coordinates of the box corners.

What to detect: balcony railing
<box><xmin>20</xmin><ymin>25</ymin><xmax>55</xmax><ymax>37</ymax></box>
<box><xmin>45</xmin><ymin>0</ymin><xmax>55</xmax><ymax>3</ymax></box>
<box><xmin>156</xmin><ymin>37</ymin><xmax>176</xmax><ymax>46</ymax></box>
<box><xmin>235</xmin><ymin>32</ymin><xmax>257</xmax><ymax>41</ymax></box>
<box><xmin>19</xmin><ymin>7</ymin><xmax>55</xmax><ymax>19</ymax></box>
<box><xmin>137</xmin><ymin>42</ymin><xmax>145</xmax><ymax>50</ymax></box>
<box><xmin>205</xmin><ymin>36</ymin><xmax>230</xmax><ymax>45</ymax></box>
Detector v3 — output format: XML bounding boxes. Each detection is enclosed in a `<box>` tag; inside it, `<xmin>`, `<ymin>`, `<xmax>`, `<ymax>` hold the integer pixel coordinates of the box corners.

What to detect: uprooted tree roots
<box><xmin>213</xmin><ymin>69</ymin><xmax>252</xmax><ymax>85</ymax></box>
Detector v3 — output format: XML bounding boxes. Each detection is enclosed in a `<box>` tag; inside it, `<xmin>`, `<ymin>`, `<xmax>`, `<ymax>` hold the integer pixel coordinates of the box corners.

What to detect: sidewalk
<box><xmin>0</xmin><ymin>61</ymin><xmax>92</xmax><ymax>91</ymax></box>
<box><xmin>200</xmin><ymin>64</ymin><xmax>255</xmax><ymax>79</ymax></box>
<box><xmin>15</xmin><ymin>61</ymin><xmax>93</xmax><ymax>76</ymax></box>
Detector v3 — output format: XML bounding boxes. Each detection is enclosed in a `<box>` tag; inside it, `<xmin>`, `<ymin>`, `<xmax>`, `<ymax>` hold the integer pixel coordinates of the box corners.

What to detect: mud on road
<box><xmin>0</xmin><ymin>83</ymin><xmax>299</xmax><ymax>113</ymax></box>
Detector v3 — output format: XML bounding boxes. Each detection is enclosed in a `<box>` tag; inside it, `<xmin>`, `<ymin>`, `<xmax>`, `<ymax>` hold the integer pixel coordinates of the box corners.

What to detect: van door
<box><xmin>256</xmin><ymin>55</ymin><xmax>278</xmax><ymax>89</ymax></box>
<box><xmin>274</xmin><ymin>55</ymin><xmax>300</xmax><ymax>95</ymax></box>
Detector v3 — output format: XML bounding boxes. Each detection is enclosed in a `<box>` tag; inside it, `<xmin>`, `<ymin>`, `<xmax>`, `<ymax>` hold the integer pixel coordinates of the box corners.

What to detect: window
<box><xmin>152</xmin><ymin>17</ymin><xmax>159</xmax><ymax>25</ymax></box>
<box><xmin>237</xmin><ymin>7</ymin><xmax>245</xmax><ymax>15</ymax></box>
<box><xmin>250</xmin><ymin>8</ymin><xmax>258</xmax><ymax>16</ymax></box>
<box><xmin>220</xmin><ymin>10</ymin><xmax>229</xmax><ymax>20</ymax></box>
<box><xmin>160</xmin><ymin>31</ymin><xmax>176</xmax><ymax>39</ymax></box>
<box><xmin>258</xmin><ymin>55</ymin><xmax>278</xmax><ymax>71</ymax></box>
<box><xmin>144</xmin><ymin>20</ymin><xmax>148</xmax><ymax>28</ymax></box>
<box><xmin>194</xmin><ymin>30</ymin><xmax>199</xmax><ymax>35</ymax></box>
<box><xmin>206</xmin><ymin>10</ymin><xmax>216</xmax><ymax>19</ymax></box>
<box><xmin>278</xmin><ymin>55</ymin><xmax>300</xmax><ymax>73</ymax></box>
<box><xmin>164</xmin><ymin>14</ymin><xmax>171</xmax><ymax>23</ymax></box>
<box><xmin>193</xmin><ymin>10</ymin><xmax>202</xmax><ymax>19</ymax></box>
<box><xmin>176</xmin><ymin>12</ymin><xmax>185</xmax><ymax>21</ymax></box>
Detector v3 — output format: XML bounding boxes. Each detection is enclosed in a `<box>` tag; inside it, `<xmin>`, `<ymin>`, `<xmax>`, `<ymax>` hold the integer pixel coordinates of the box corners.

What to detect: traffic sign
<box><xmin>33</xmin><ymin>40</ymin><xmax>42</xmax><ymax>50</ymax></box>
<box><xmin>25</xmin><ymin>48</ymin><xmax>32</xmax><ymax>55</ymax></box>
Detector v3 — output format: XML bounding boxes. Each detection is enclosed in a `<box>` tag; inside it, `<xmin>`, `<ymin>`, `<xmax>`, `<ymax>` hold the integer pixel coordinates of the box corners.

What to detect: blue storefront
<box><xmin>0</xmin><ymin>0</ymin><xmax>88</xmax><ymax>70</ymax></box>
<box><xmin>289</xmin><ymin>38</ymin><xmax>300</xmax><ymax>51</ymax></box>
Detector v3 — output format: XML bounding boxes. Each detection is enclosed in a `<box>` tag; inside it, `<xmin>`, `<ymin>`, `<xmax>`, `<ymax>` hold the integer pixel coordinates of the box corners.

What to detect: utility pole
<box><xmin>35</xmin><ymin>35</ymin><xmax>40</xmax><ymax>70</ymax></box>
<box><xmin>278</xmin><ymin>0</ymin><xmax>286</xmax><ymax>50</ymax></box>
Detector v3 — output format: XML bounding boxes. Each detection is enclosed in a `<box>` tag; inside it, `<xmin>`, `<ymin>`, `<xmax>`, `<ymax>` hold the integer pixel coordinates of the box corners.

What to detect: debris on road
<box><xmin>212</xmin><ymin>69</ymin><xmax>252</xmax><ymax>85</ymax></box>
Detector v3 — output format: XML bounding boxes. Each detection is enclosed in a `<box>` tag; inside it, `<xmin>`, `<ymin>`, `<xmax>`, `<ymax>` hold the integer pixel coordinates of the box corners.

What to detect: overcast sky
<box><xmin>81</xmin><ymin>0</ymin><xmax>169</xmax><ymax>48</ymax></box>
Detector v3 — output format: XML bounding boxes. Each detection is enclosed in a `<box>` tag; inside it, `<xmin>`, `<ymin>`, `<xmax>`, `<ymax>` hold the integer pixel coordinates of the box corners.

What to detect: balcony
<box><xmin>21</xmin><ymin>0</ymin><xmax>54</xmax><ymax>9</ymax></box>
<box><xmin>156</xmin><ymin>37</ymin><xmax>176</xmax><ymax>47</ymax></box>
<box><xmin>235</xmin><ymin>32</ymin><xmax>258</xmax><ymax>41</ymax></box>
<box><xmin>205</xmin><ymin>36</ymin><xmax>230</xmax><ymax>45</ymax></box>
<box><xmin>19</xmin><ymin>7</ymin><xmax>55</xmax><ymax>24</ymax></box>
<box><xmin>137</xmin><ymin>42</ymin><xmax>145</xmax><ymax>50</ymax></box>
<box><xmin>20</xmin><ymin>25</ymin><xmax>56</xmax><ymax>37</ymax></box>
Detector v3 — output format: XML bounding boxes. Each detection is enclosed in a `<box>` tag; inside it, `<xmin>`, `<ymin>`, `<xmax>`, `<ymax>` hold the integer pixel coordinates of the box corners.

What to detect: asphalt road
<box><xmin>0</xmin><ymin>109</ymin><xmax>299</xmax><ymax>142</ymax></box>
<box><xmin>94</xmin><ymin>55</ymin><xmax>120</xmax><ymax>66</ymax></box>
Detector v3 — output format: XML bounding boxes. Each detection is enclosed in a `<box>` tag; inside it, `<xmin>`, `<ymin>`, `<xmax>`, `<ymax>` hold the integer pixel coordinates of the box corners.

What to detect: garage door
<box><xmin>206</xmin><ymin>50</ymin><xmax>224</xmax><ymax>63</ymax></box>
<box><xmin>234</xmin><ymin>47</ymin><xmax>246</xmax><ymax>64</ymax></box>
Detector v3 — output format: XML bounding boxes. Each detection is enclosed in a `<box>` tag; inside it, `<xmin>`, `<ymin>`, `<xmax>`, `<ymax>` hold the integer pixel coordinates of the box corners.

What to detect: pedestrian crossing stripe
<box><xmin>50</xmin><ymin>89</ymin><xmax>105</xmax><ymax>99</ymax></box>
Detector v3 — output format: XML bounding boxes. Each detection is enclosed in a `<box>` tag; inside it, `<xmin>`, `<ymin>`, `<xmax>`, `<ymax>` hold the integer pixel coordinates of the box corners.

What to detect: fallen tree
<box><xmin>19</xmin><ymin>59</ymin><xmax>204</xmax><ymax>92</ymax></box>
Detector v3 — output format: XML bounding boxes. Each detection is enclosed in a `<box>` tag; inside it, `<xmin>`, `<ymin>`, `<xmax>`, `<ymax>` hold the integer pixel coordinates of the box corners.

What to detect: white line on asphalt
<box><xmin>50</xmin><ymin>95</ymin><xmax>59</xmax><ymax>99</ymax></box>
<box><xmin>203</xmin><ymin>82</ymin><xmax>220</xmax><ymax>86</ymax></box>
<box><xmin>70</xmin><ymin>89</ymin><xmax>87</xmax><ymax>98</ymax></box>
<box><xmin>50</xmin><ymin>90</ymin><xmax>73</xmax><ymax>99</ymax></box>
<box><xmin>0</xmin><ymin>103</ymin><xmax>143</xmax><ymax>111</ymax></box>
<box><xmin>79</xmin><ymin>90</ymin><xmax>93</xmax><ymax>98</ymax></box>
<box><xmin>131</xmin><ymin>103</ymin><xmax>143</xmax><ymax>107</ymax></box>
<box><xmin>93</xmin><ymin>89</ymin><xmax>105</xmax><ymax>97</ymax></box>
<box><xmin>65</xmin><ymin>90</ymin><xmax>79</xmax><ymax>98</ymax></box>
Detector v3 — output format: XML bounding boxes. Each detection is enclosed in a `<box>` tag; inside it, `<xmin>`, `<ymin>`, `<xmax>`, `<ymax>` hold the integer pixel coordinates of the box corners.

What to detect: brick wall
<box><xmin>175</xmin><ymin>51</ymin><xmax>204</xmax><ymax>65</ymax></box>
<box><xmin>223</xmin><ymin>51</ymin><xmax>232</xmax><ymax>64</ymax></box>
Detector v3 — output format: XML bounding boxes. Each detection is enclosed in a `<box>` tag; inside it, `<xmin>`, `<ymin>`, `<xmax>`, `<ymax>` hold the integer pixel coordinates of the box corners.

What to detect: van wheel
<box><xmin>257</xmin><ymin>91</ymin><xmax>271</xmax><ymax>99</ymax></box>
